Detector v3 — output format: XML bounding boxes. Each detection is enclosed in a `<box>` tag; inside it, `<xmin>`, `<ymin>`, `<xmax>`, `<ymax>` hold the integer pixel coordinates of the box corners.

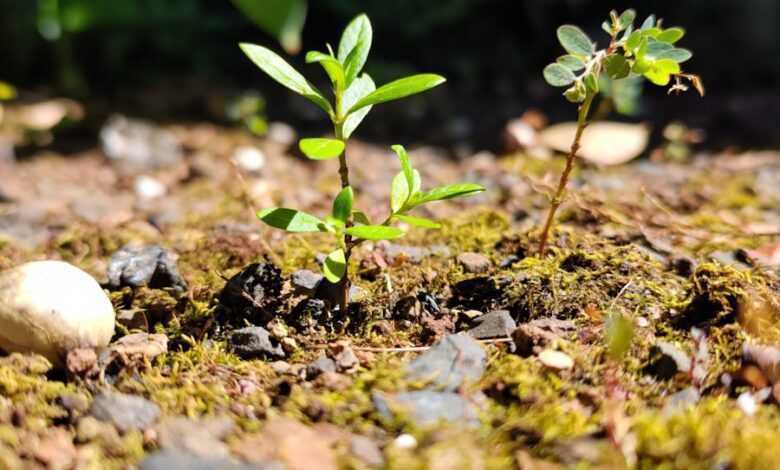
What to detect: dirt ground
<box><xmin>1</xmin><ymin>118</ymin><xmax>780</xmax><ymax>469</ymax></box>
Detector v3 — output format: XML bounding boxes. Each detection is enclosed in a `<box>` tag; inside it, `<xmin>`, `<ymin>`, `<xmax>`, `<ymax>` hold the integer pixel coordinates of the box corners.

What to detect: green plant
<box><xmin>240</xmin><ymin>14</ymin><xmax>485</xmax><ymax>313</ymax></box>
<box><xmin>538</xmin><ymin>10</ymin><xmax>704</xmax><ymax>256</ymax></box>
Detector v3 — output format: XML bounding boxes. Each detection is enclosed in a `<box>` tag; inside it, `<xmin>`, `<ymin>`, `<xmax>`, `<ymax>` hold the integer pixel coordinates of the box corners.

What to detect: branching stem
<box><xmin>537</xmin><ymin>91</ymin><xmax>596</xmax><ymax>256</ymax></box>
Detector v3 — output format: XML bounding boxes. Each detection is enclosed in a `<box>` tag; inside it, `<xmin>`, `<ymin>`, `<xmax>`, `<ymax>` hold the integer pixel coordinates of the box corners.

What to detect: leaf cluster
<box><xmin>543</xmin><ymin>9</ymin><xmax>704</xmax><ymax>103</ymax></box>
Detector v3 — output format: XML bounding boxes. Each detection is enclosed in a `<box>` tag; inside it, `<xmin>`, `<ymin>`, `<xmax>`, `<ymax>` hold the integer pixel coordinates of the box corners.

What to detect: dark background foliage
<box><xmin>1</xmin><ymin>0</ymin><xmax>777</xmax><ymax>149</ymax></box>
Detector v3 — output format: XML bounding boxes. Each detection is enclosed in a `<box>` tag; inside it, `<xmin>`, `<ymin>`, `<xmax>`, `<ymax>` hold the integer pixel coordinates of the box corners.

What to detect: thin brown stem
<box><xmin>537</xmin><ymin>92</ymin><xmax>595</xmax><ymax>257</ymax></box>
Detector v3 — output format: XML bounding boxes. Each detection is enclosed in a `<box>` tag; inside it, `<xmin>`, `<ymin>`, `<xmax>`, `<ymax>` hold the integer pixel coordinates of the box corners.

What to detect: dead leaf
<box><xmin>539</xmin><ymin>122</ymin><xmax>650</xmax><ymax>166</ymax></box>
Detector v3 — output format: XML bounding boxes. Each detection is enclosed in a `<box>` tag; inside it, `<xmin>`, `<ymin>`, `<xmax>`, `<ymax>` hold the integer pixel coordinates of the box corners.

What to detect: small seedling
<box><xmin>240</xmin><ymin>14</ymin><xmax>484</xmax><ymax>313</ymax></box>
<box><xmin>538</xmin><ymin>10</ymin><xmax>704</xmax><ymax>256</ymax></box>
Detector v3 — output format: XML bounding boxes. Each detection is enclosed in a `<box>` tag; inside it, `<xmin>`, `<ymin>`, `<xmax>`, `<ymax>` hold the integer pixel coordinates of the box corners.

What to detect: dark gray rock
<box><xmin>107</xmin><ymin>245</ymin><xmax>187</xmax><ymax>291</ymax></box>
<box><xmin>645</xmin><ymin>341</ymin><xmax>692</xmax><ymax>380</ymax></box>
<box><xmin>140</xmin><ymin>450</ymin><xmax>281</xmax><ymax>470</ymax></box>
<box><xmin>230</xmin><ymin>326</ymin><xmax>285</xmax><ymax>360</ymax></box>
<box><xmin>350</xmin><ymin>435</ymin><xmax>384</xmax><ymax>467</ymax></box>
<box><xmin>374</xmin><ymin>391</ymin><xmax>479</xmax><ymax>427</ymax></box>
<box><xmin>291</xmin><ymin>269</ymin><xmax>323</xmax><ymax>296</ymax></box>
<box><xmin>89</xmin><ymin>391</ymin><xmax>160</xmax><ymax>433</ymax></box>
<box><xmin>467</xmin><ymin>310</ymin><xmax>516</xmax><ymax>339</ymax></box>
<box><xmin>457</xmin><ymin>252</ymin><xmax>492</xmax><ymax>273</ymax></box>
<box><xmin>406</xmin><ymin>334</ymin><xmax>486</xmax><ymax>391</ymax></box>
<box><xmin>219</xmin><ymin>263</ymin><xmax>283</xmax><ymax>323</ymax></box>
<box><xmin>307</xmin><ymin>356</ymin><xmax>337</xmax><ymax>379</ymax></box>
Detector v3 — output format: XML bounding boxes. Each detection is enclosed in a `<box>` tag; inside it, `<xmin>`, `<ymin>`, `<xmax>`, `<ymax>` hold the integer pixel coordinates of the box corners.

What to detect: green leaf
<box><xmin>231</xmin><ymin>0</ymin><xmax>306</xmax><ymax>54</ymax></box>
<box><xmin>643</xmin><ymin>59</ymin><xmax>681</xmax><ymax>86</ymax></box>
<box><xmin>556</xmin><ymin>25</ymin><xmax>594</xmax><ymax>56</ymax></box>
<box><xmin>409</xmin><ymin>183</ymin><xmax>485</xmax><ymax>206</ymax></box>
<box><xmin>323</xmin><ymin>249</ymin><xmax>346</xmax><ymax>283</ymax></box>
<box><xmin>390</xmin><ymin>172</ymin><xmax>410</xmax><ymax>213</ymax></box>
<box><xmin>563</xmin><ymin>80</ymin><xmax>587</xmax><ymax>103</ymax></box>
<box><xmin>640</xmin><ymin>14</ymin><xmax>656</xmax><ymax>30</ymax></box>
<box><xmin>338</xmin><ymin>14</ymin><xmax>372</xmax><ymax>86</ymax></box>
<box><xmin>583</xmin><ymin>72</ymin><xmax>599</xmax><ymax>94</ymax></box>
<box><xmin>393</xmin><ymin>214</ymin><xmax>441</xmax><ymax>229</ymax></box>
<box><xmin>239</xmin><ymin>43</ymin><xmax>332</xmax><ymax>115</ymax></box>
<box><xmin>657</xmin><ymin>48</ymin><xmax>692</xmax><ymax>63</ymax></box>
<box><xmin>556</xmin><ymin>55</ymin><xmax>586</xmax><ymax>71</ymax></box>
<box><xmin>604</xmin><ymin>54</ymin><xmax>630</xmax><ymax>80</ymax></box>
<box><xmin>618</xmin><ymin>9</ymin><xmax>636</xmax><ymax>29</ymax></box>
<box><xmin>352</xmin><ymin>211</ymin><xmax>371</xmax><ymax>225</ymax></box>
<box><xmin>341</xmin><ymin>74</ymin><xmax>376</xmax><ymax>139</ymax></box>
<box><xmin>305</xmin><ymin>50</ymin><xmax>346</xmax><ymax>91</ymax></box>
<box><xmin>410</xmin><ymin>169</ymin><xmax>422</xmax><ymax>195</ymax></box>
<box><xmin>391</xmin><ymin>145</ymin><xmax>414</xmax><ymax>195</ymax></box>
<box><xmin>332</xmin><ymin>186</ymin><xmax>353</xmax><ymax>223</ymax></box>
<box><xmin>346</xmin><ymin>225</ymin><xmax>404</xmax><ymax>240</ymax></box>
<box><xmin>257</xmin><ymin>208</ymin><xmax>326</xmax><ymax>232</ymax></box>
<box><xmin>543</xmin><ymin>63</ymin><xmax>576</xmax><ymax>87</ymax></box>
<box><xmin>299</xmin><ymin>138</ymin><xmax>345</xmax><ymax>160</ymax></box>
<box><xmin>349</xmin><ymin>74</ymin><xmax>446</xmax><ymax>114</ymax></box>
<box><xmin>626</xmin><ymin>30</ymin><xmax>643</xmax><ymax>51</ymax></box>
<box><xmin>606</xmin><ymin>311</ymin><xmax>634</xmax><ymax>360</ymax></box>
<box><xmin>601</xmin><ymin>21</ymin><xmax>612</xmax><ymax>35</ymax></box>
<box><xmin>645</xmin><ymin>39</ymin><xmax>674</xmax><ymax>59</ymax></box>
<box><xmin>656</xmin><ymin>27</ymin><xmax>685</xmax><ymax>44</ymax></box>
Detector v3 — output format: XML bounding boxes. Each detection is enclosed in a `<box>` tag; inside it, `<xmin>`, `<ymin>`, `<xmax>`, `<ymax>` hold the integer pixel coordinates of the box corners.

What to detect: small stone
<box><xmin>457</xmin><ymin>252</ymin><xmax>492</xmax><ymax>273</ymax></box>
<box><xmin>266</xmin><ymin>122</ymin><xmax>297</xmax><ymax>146</ymax></box>
<box><xmin>645</xmin><ymin>341</ymin><xmax>691</xmax><ymax>380</ymax></box>
<box><xmin>374</xmin><ymin>391</ymin><xmax>479</xmax><ymax>427</ymax></box>
<box><xmin>57</xmin><ymin>393</ymin><xmax>90</xmax><ymax>418</ymax></box>
<box><xmin>393</xmin><ymin>434</ymin><xmax>417</xmax><ymax>450</ymax></box>
<box><xmin>108</xmin><ymin>333</ymin><xmax>168</xmax><ymax>361</ymax></box>
<box><xmin>116</xmin><ymin>309</ymin><xmax>148</xmax><ymax>330</ymax></box>
<box><xmin>89</xmin><ymin>391</ymin><xmax>160</xmax><ymax>433</ymax></box>
<box><xmin>538</xmin><ymin>349</ymin><xmax>574</xmax><ymax>370</ymax></box>
<box><xmin>140</xmin><ymin>449</ymin><xmax>278</xmax><ymax>470</ymax></box>
<box><xmin>467</xmin><ymin>310</ymin><xmax>516</xmax><ymax>339</ymax></box>
<box><xmin>350</xmin><ymin>435</ymin><xmax>384</xmax><ymax>467</ymax></box>
<box><xmin>219</xmin><ymin>263</ymin><xmax>282</xmax><ymax>323</ymax></box>
<box><xmin>0</xmin><ymin>261</ymin><xmax>115</xmax><ymax>365</ymax></box>
<box><xmin>512</xmin><ymin>324</ymin><xmax>562</xmax><ymax>357</ymax></box>
<box><xmin>134</xmin><ymin>175</ymin><xmax>167</xmax><ymax>200</ymax></box>
<box><xmin>107</xmin><ymin>245</ymin><xmax>187</xmax><ymax>291</ymax></box>
<box><xmin>291</xmin><ymin>269</ymin><xmax>323</xmax><ymax>296</ymax></box>
<box><xmin>156</xmin><ymin>416</ymin><xmax>235</xmax><ymax>458</ymax></box>
<box><xmin>382</xmin><ymin>243</ymin><xmax>428</xmax><ymax>263</ymax></box>
<box><xmin>270</xmin><ymin>361</ymin><xmax>291</xmax><ymax>374</ymax></box>
<box><xmin>307</xmin><ymin>356</ymin><xmax>337</xmax><ymax>379</ymax></box>
<box><xmin>232</xmin><ymin>146</ymin><xmax>265</xmax><ymax>174</ymax></box>
<box><xmin>406</xmin><ymin>334</ymin><xmax>486</xmax><ymax>391</ymax></box>
<box><xmin>499</xmin><ymin>254</ymin><xmax>520</xmax><ymax>268</ymax></box>
<box><xmin>100</xmin><ymin>114</ymin><xmax>182</xmax><ymax>170</ymax></box>
<box><xmin>230</xmin><ymin>326</ymin><xmax>285</xmax><ymax>360</ymax></box>
<box><xmin>334</xmin><ymin>346</ymin><xmax>359</xmax><ymax>373</ymax></box>
<box><xmin>66</xmin><ymin>348</ymin><xmax>97</xmax><ymax>375</ymax></box>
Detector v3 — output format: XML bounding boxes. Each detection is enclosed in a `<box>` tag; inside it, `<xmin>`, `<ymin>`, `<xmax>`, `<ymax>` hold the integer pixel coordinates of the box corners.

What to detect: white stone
<box><xmin>538</xmin><ymin>349</ymin><xmax>574</xmax><ymax>370</ymax></box>
<box><xmin>0</xmin><ymin>261</ymin><xmax>115</xmax><ymax>365</ymax></box>
<box><xmin>232</xmin><ymin>146</ymin><xmax>265</xmax><ymax>173</ymax></box>
<box><xmin>134</xmin><ymin>175</ymin><xmax>167</xmax><ymax>200</ymax></box>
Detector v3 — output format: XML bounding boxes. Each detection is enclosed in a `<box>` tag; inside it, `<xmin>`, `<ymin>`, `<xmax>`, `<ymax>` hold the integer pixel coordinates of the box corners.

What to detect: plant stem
<box><xmin>333</xmin><ymin>114</ymin><xmax>351</xmax><ymax>314</ymax></box>
<box><xmin>537</xmin><ymin>92</ymin><xmax>596</xmax><ymax>257</ymax></box>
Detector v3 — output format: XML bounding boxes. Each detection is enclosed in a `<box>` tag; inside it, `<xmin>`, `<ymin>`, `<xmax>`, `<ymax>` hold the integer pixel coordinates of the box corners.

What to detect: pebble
<box><xmin>134</xmin><ymin>175</ymin><xmax>167</xmax><ymax>200</ymax></box>
<box><xmin>467</xmin><ymin>310</ymin><xmax>516</xmax><ymax>339</ymax></box>
<box><xmin>334</xmin><ymin>346</ymin><xmax>360</xmax><ymax>372</ymax></box>
<box><xmin>89</xmin><ymin>391</ymin><xmax>160</xmax><ymax>433</ymax></box>
<box><xmin>537</xmin><ymin>349</ymin><xmax>574</xmax><ymax>370</ymax></box>
<box><xmin>0</xmin><ymin>261</ymin><xmax>115</xmax><ymax>365</ymax></box>
<box><xmin>374</xmin><ymin>391</ymin><xmax>479</xmax><ymax>427</ymax></box>
<box><xmin>232</xmin><ymin>146</ymin><xmax>265</xmax><ymax>173</ymax></box>
<box><xmin>107</xmin><ymin>245</ymin><xmax>187</xmax><ymax>291</ymax></box>
<box><xmin>291</xmin><ymin>269</ymin><xmax>323</xmax><ymax>296</ymax></box>
<box><xmin>100</xmin><ymin>114</ymin><xmax>182</xmax><ymax>170</ymax></box>
<box><xmin>393</xmin><ymin>434</ymin><xmax>418</xmax><ymax>450</ymax></box>
<box><xmin>266</xmin><ymin>122</ymin><xmax>297</xmax><ymax>146</ymax></box>
<box><xmin>156</xmin><ymin>416</ymin><xmax>235</xmax><ymax>458</ymax></box>
<box><xmin>219</xmin><ymin>263</ymin><xmax>282</xmax><ymax>321</ymax></box>
<box><xmin>307</xmin><ymin>356</ymin><xmax>337</xmax><ymax>379</ymax></box>
<box><xmin>350</xmin><ymin>435</ymin><xmax>384</xmax><ymax>467</ymax></box>
<box><xmin>406</xmin><ymin>334</ymin><xmax>486</xmax><ymax>391</ymax></box>
<box><xmin>457</xmin><ymin>252</ymin><xmax>492</xmax><ymax>273</ymax></box>
<box><xmin>230</xmin><ymin>326</ymin><xmax>285</xmax><ymax>360</ymax></box>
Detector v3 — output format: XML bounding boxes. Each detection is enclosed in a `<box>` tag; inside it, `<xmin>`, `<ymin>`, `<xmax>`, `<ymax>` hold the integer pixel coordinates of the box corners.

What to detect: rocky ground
<box><xmin>1</xmin><ymin>115</ymin><xmax>780</xmax><ymax>469</ymax></box>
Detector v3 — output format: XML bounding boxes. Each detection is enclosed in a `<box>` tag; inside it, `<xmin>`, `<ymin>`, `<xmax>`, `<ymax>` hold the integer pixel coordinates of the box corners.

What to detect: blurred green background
<box><xmin>1</xmin><ymin>0</ymin><xmax>778</xmax><ymax>149</ymax></box>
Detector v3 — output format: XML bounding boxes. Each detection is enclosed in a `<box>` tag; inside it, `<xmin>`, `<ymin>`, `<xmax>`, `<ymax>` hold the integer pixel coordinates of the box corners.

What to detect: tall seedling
<box><xmin>538</xmin><ymin>10</ymin><xmax>703</xmax><ymax>256</ymax></box>
<box><xmin>241</xmin><ymin>14</ymin><xmax>484</xmax><ymax>313</ymax></box>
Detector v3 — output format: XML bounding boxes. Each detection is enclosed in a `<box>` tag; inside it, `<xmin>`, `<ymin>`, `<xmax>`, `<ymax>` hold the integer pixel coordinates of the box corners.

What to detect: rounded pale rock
<box><xmin>0</xmin><ymin>261</ymin><xmax>115</xmax><ymax>365</ymax></box>
<box><xmin>538</xmin><ymin>349</ymin><xmax>574</xmax><ymax>370</ymax></box>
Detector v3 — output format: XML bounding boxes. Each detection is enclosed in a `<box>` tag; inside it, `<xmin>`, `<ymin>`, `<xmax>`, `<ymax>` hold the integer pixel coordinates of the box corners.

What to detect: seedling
<box><xmin>538</xmin><ymin>10</ymin><xmax>704</xmax><ymax>256</ymax></box>
<box><xmin>240</xmin><ymin>14</ymin><xmax>484</xmax><ymax>313</ymax></box>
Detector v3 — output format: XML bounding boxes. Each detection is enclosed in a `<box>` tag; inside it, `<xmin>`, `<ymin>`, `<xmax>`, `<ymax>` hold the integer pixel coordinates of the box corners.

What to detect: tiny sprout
<box><xmin>538</xmin><ymin>10</ymin><xmax>704</xmax><ymax>256</ymax></box>
<box><xmin>240</xmin><ymin>14</ymin><xmax>485</xmax><ymax>313</ymax></box>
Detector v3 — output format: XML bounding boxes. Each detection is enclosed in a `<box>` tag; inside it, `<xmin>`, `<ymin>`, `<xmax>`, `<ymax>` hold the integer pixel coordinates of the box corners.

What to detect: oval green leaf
<box><xmin>409</xmin><ymin>183</ymin><xmax>485</xmax><ymax>207</ymax></box>
<box><xmin>257</xmin><ymin>207</ymin><xmax>326</xmax><ymax>232</ymax></box>
<box><xmin>390</xmin><ymin>172</ymin><xmax>410</xmax><ymax>213</ymax></box>
<box><xmin>604</xmin><ymin>54</ymin><xmax>630</xmax><ymax>80</ymax></box>
<box><xmin>341</xmin><ymin>74</ymin><xmax>376</xmax><ymax>139</ymax></box>
<box><xmin>556</xmin><ymin>55</ymin><xmax>586</xmax><ymax>71</ymax></box>
<box><xmin>657</xmin><ymin>48</ymin><xmax>692</xmax><ymax>63</ymax></box>
<box><xmin>543</xmin><ymin>63</ymin><xmax>576</xmax><ymax>87</ymax></box>
<box><xmin>346</xmin><ymin>225</ymin><xmax>404</xmax><ymax>241</ymax></box>
<box><xmin>618</xmin><ymin>9</ymin><xmax>636</xmax><ymax>29</ymax></box>
<box><xmin>299</xmin><ymin>137</ymin><xmax>345</xmax><ymax>160</ymax></box>
<box><xmin>332</xmin><ymin>186</ymin><xmax>353</xmax><ymax>223</ymax></box>
<box><xmin>656</xmin><ymin>27</ymin><xmax>685</xmax><ymax>44</ymax></box>
<box><xmin>240</xmin><ymin>43</ymin><xmax>332</xmax><ymax>115</ymax></box>
<box><xmin>323</xmin><ymin>249</ymin><xmax>346</xmax><ymax>283</ymax></box>
<box><xmin>348</xmin><ymin>74</ymin><xmax>446</xmax><ymax>114</ymax></box>
<box><xmin>393</xmin><ymin>214</ymin><xmax>441</xmax><ymax>229</ymax></box>
<box><xmin>338</xmin><ymin>14</ymin><xmax>372</xmax><ymax>86</ymax></box>
<box><xmin>556</xmin><ymin>25</ymin><xmax>594</xmax><ymax>56</ymax></box>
